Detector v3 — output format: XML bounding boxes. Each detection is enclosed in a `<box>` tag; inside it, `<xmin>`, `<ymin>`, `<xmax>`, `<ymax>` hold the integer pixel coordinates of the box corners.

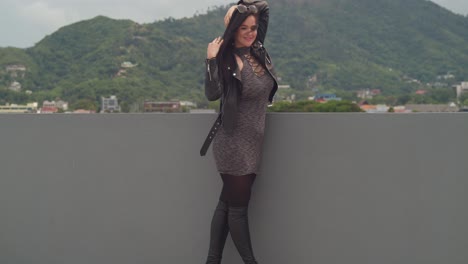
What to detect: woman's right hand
<box><xmin>207</xmin><ymin>37</ymin><xmax>224</xmax><ymax>59</ymax></box>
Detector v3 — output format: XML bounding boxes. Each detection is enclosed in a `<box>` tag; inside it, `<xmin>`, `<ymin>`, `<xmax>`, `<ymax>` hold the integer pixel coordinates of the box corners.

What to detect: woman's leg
<box><xmin>221</xmin><ymin>173</ymin><xmax>258</xmax><ymax>264</ymax></box>
<box><xmin>205</xmin><ymin>199</ymin><xmax>229</xmax><ymax>264</ymax></box>
<box><xmin>205</xmin><ymin>173</ymin><xmax>258</xmax><ymax>264</ymax></box>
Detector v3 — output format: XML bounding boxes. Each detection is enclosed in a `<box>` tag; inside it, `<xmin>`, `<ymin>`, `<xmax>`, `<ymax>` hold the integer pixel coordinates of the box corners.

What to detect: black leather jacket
<box><xmin>204</xmin><ymin>0</ymin><xmax>278</xmax><ymax>133</ymax></box>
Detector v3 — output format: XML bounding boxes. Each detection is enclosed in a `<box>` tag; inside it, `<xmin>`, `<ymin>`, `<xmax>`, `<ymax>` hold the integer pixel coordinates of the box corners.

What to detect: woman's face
<box><xmin>234</xmin><ymin>15</ymin><xmax>258</xmax><ymax>48</ymax></box>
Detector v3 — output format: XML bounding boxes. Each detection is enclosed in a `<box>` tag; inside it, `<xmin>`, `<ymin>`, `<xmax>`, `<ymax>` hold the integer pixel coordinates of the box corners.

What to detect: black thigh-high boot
<box><xmin>228</xmin><ymin>206</ymin><xmax>258</xmax><ymax>264</ymax></box>
<box><xmin>205</xmin><ymin>200</ymin><xmax>229</xmax><ymax>264</ymax></box>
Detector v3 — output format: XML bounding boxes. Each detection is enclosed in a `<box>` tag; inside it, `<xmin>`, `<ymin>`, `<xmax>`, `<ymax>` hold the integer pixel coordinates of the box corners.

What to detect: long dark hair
<box><xmin>216</xmin><ymin>10</ymin><xmax>258</xmax><ymax>91</ymax></box>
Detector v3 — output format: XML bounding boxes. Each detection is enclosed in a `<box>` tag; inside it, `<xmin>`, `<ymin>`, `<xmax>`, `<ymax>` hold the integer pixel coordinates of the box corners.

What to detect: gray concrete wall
<box><xmin>1</xmin><ymin>113</ymin><xmax>467</xmax><ymax>264</ymax></box>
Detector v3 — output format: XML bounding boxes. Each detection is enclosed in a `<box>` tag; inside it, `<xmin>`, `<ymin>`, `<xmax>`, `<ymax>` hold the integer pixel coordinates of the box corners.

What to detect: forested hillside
<box><xmin>1</xmin><ymin>0</ymin><xmax>467</xmax><ymax>109</ymax></box>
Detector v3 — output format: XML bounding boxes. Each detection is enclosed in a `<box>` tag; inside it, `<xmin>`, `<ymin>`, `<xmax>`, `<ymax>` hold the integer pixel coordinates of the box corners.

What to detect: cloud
<box><xmin>1</xmin><ymin>0</ymin><xmax>466</xmax><ymax>48</ymax></box>
<box><xmin>0</xmin><ymin>0</ymin><xmax>229</xmax><ymax>47</ymax></box>
<box><xmin>18</xmin><ymin>1</ymin><xmax>68</xmax><ymax>29</ymax></box>
<box><xmin>432</xmin><ymin>0</ymin><xmax>468</xmax><ymax>15</ymax></box>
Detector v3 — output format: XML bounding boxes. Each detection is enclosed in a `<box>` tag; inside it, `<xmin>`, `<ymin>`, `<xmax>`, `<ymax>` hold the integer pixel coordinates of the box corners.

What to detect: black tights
<box><xmin>206</xmin><ymin>173</ymin><xmax>258</xmax><ymax>264</ymax></box>
<box><xmin>219</xmin><ymin>173</ymin><xmax>257</xmax><ymax>207</ymax></box>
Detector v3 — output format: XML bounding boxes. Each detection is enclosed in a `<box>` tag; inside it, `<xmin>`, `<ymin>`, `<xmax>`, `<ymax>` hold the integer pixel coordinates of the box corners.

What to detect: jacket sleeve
<box><xmin>238</xmin><ymin>0</ymin><xmax>269</xmax><ymax>43</ymax></box>
<box><xmin>204</xmin><ymin>58</ymin><xmax>222</xmax><ymax>101</ymax></box>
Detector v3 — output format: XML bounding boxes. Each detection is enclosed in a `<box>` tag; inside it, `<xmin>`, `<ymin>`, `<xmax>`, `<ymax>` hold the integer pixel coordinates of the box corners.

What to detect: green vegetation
<box><xmin>0</xmin><ymin>0</ymin><xmax>467</xmax><ymax>110</ymax></box>
<box><xmin>459</xmin><ymin>93</ymin><xmax>468</xmax><ymax>106</ymax></box>
<box><xmin>367</xmin><ymin>87</ymin><xmax>457</xmax><ymax>105</ymax></box>
<box><xmin>268</xmin><ymin>100</ymin><xmax>363</xmax><ymax>112</ymax></box>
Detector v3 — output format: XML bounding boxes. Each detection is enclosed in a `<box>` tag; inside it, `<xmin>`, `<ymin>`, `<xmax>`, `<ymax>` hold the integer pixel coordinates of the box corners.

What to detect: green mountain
<box><xmin>1</xmin><ymin>0</ymin><xmax>467</xmax><ymax>108</ymax></box>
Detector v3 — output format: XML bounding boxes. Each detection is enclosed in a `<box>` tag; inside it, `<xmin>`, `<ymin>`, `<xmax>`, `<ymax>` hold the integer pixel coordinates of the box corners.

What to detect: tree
<box><xmin>463</xmin><ymin>99</ymin><xmax>468</xmax><ymax>106</ymax></box>
<box><xmin>71</xmin><ymin>99</ymin><xmax>98</xmax><ymax>111</ymax></box>
<box><xmin>267</xmin><ymin>100</ymin><xmax>362</xmax><ymax>112</ymax></box>
<box><xmin>396</xmin><ymin>94</ymin><xmax>411</xmax><ymax>105</ymax></box>
<box><xmin>120</xmin><ymin>101</ymin><xmax>130</xmax><ymax>113</ymax></box>
<box><xmin>429</xmin><ymin>89</ymin><xmax>455</xmax><ymax>103</ymax></box>
<box><xmin>459</xmin><ymin>93</ymin><xmax>468</xmax><ymax>105</ymax></box>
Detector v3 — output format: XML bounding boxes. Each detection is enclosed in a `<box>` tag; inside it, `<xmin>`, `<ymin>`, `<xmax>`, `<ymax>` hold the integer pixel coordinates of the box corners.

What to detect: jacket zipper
<box><xmin>207</xmin><ymin>62</ymin><xmax>212</xmax><ymax>81</ymax></box>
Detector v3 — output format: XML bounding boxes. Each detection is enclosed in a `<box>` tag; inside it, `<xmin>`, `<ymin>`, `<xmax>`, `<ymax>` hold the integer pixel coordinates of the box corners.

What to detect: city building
<box><xmin>56</xmin><ymin>100</ymin><xmax>69</xmax><ymax>110</ymax></box>
<box><xmin>360</xmin><ymin>104</ymin><xmax>377</xmax><ymax>112</ymax></box>
<box><xmin>415</xmin><ymin>89</ymin><xmax>428</xmax><ymax>95</ymax></box>
<box><xmin>180</xmin><ymin>101</ymin><xmax>197</xmax><ymax>109</ymax></box>
<box><xmin>43</xmin><ymin>100</ymin><xmax>69</xmax><ymax>111</ymax></box>
<box><xmin>5</xmin><ymin>64</ymin><xmax>27</xmax><ymax>78</ymax></box>
<box><xmin>8</xmin><ymin>81</ymin><xmax>21</xmax><ymax>92</ymax></box>
<box><xmin>456</xmin><ymin>82</ymin><xmax>468</xmax><ymax>99</ymax></box>
<box><xmin>5</xmin><ymin>65</ymin><xmax>27</xmax><ymax>72</ymax></box>
<box><xmin>437</xmin><ymin>73</ymin><xmax>455</xmax><ymax>80</ymax></box>
<box><xmin>101</xmin><ymin>96</ymin><xmax>121</xmax><ymax>113</ymax></box>
<box><xmin>40</xmin><ymin>107</ymin><xmax>58</xmax><ymax>114</ymax></box>
<box><xmin>0</xmin><ymin>103</ymin><xmax>38</xmax><ymax>113</ymax></box>
<box><xmin>405</xmin><ymin>104</ymin><xmax>459</xmax><ymax>113</ymax></box>
<box><xmin>393</xmin><ymin>106</ymin><xmax>412</xmax><ymax>113</ymax></box>
<box><xmin>357</xmin><ymin>89</ymin><xmax>381</xmax><ymax>99</ymax></box>
<box><xmin>144</xmin><ymin>101</ymin><xmax>182</xmax><ymax>113</ymax></box>
<box><xmin>313</xmin><ymin>93</ymin><xmax>342</xmax><ymax>102</ymax></box>
<box><xmin>121</xmin><ymin>61</ymin><xmax>138</xmax><ymax>68</ymax></box>
<box><xmin>358</xmin><ymin>101</ymin><xmax>390</xmax><ymax>113</ymax></box>
<box><xmin>278</xmin><ymin>85</ymin><xmax>291</xmax><ymax>89</ymax></box>
<box><xmin>73</xmin><ymin>109</ymin><xmax>96</xmax><ymax>114</ymax></box>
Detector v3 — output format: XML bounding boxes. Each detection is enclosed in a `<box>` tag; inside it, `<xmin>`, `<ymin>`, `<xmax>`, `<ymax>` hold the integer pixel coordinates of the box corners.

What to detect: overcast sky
<box><xmin>1</xmin><ymin>0</ymin><xmax>467</xmax><ymax>48</ymax></box>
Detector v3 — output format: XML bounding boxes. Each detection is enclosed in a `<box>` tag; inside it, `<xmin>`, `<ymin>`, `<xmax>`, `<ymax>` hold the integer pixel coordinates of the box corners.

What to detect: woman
<box><xmin>201</xmin><ymin>0</ymin><xmax>278</xmax><ymax>263</ymax></box>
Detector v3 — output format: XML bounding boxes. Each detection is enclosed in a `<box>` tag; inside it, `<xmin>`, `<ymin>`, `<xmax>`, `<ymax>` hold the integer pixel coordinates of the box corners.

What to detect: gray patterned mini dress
<box><xmin>212</xmin><ymin>47</ymin><xmax>274</xmax><ymax>176</ymax></box>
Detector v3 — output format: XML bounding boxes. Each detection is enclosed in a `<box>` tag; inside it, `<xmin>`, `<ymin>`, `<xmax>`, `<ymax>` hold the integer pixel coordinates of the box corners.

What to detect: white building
<box><xmin>456</xmin><ymin>82</ymin><xmax>468</xmax><ymax>99</ymax></box>
<box><xmin>121</xmin><ymin>62</ymin><xmax>138</xmax><ymax>68</ymax></box>
<box><xmin>365</xmin><ymin>104</ymin><xmax>390</xmax><ymax>113</ymax></box>
<box><xmin>9</xmin><ymin>81</ymin><xmax>22</xmax><ymax>92</ymax></box>
<box><xmin>43</xmin><ymin>100</ymin><xmax>69</xmax><ymax>111</ymax></box>
<box><xmin>101</xmin><ymin>95</ymin><xmax>121</xmax><ymax>113</ymax></box>
<box><xmin>56</xmin><ymin>100</ymin><xmax>69</xmax><ymax>110</ymax></box>
<box><xmin>6</xmin><ymin>65</ymin><xmax>26</xmax><ymax>72</ymax></box>
<box><xmin>6</xmin><ymin>65</ymin><xmax>27</xmax><ymax>78</ymax></box>
<box><xmin>180</xmin><ymin>101</ymin><xmax>197</xmax><ymax>108</ymax></box>
<box><xmin>0</xmin><ymin>102</ymin><xmax>38</xmax><ymax>113</ymax></box>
